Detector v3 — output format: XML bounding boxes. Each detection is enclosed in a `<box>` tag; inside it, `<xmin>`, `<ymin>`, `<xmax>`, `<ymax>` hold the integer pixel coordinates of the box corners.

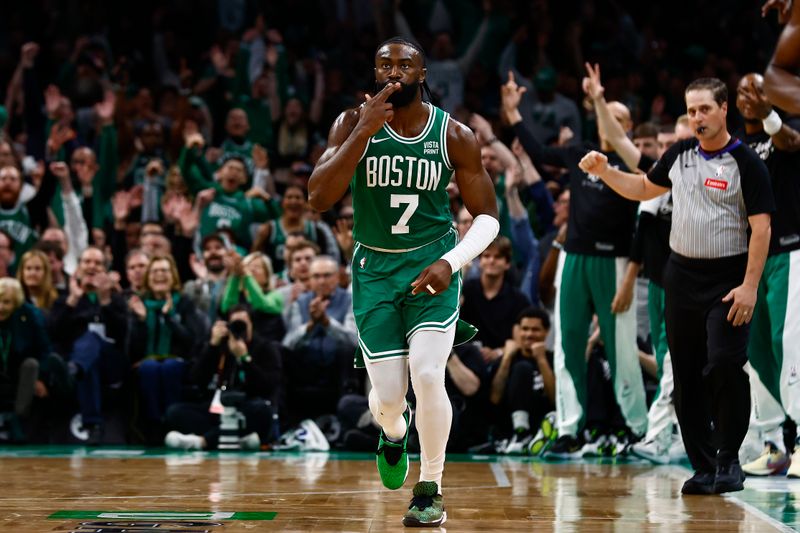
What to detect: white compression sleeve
<box><xmin>440</xmin><ymin>214</ymin><xmax>500</xmax><ymax>273</ymax></box>
<box><xmin>409</xmin><ymin>326</ymin><xmax>456</xmax><ymax>489</ymax></box>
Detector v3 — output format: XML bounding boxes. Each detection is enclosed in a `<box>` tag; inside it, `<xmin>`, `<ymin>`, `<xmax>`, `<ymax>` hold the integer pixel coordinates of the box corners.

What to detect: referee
<box><xmin>579</xmin><ymin>78</ymin><xmax>775</xmax><ymax>495</ymax></box>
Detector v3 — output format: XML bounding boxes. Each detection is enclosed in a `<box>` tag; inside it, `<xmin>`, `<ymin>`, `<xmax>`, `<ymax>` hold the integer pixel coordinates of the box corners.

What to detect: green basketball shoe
<box><xmin>376</xmin><ymin>408</ymin><xmax>411</xmax><ymax>490</ymax></box>
<box><xmin>528</xmin><ymin>411</ymin><xmax>557</xmax><ymax>456</ymax></box>
<box><xmin>402</xmin><ymin>481</ymin><xmax>446</xmax><ymax>527</ymax></box>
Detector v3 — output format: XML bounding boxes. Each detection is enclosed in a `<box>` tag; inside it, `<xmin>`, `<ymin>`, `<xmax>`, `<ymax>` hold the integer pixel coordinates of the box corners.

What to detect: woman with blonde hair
<box><xmin>16</xmin><ymin>250</ymin><xmax>59</xmax><ymax>315</ymax></box>
<box><xmin>128</xmin><ymin>254</ymin><xmax>207</xmax><ymax>435</ymax></box>
<box><xmin>220</xmin><ymin>251</ymin><xmax>285</xmax><ymax>341</ymax></box>
<box><xmin>0</xmin><ymin>277</ymin><xmax>52</xmax><ymax>439</ymax></box>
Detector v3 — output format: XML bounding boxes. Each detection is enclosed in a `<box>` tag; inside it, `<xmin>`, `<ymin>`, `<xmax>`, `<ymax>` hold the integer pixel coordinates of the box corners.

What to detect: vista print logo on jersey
<box><xmin>423</xmin><ymin>141</ymin><xmax>440</xmax><ymax>155</ymax></box>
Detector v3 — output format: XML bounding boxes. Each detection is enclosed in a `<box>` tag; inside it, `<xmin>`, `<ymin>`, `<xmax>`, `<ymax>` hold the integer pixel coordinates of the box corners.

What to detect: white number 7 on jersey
<box><xmin>390</xmin><ymin>194</ymin><xmax>419</xmax><ymax>234</ymax></box>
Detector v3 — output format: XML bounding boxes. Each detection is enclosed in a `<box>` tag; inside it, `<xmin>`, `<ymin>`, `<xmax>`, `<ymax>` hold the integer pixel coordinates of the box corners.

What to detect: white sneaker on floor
<box><xmin>742</xmin><ymin>441</ymin><xmax>789</xmax><ymax>476</ymax></box>
<box><xmin>165</xmin><ymin>431</ymin><xmax>204</xmax><ymax>450</ymax></box>
<box><xmin>501</xmin><ymin>432</ymin><xmax>533</xmax><ymax>455</ymax></box>
<box><xmin>581</xmin><ymin>435</ymin><xmax>608</xmax><ymax>458</ymax></box>
<box><xmin>239</xmin><ymin>432</ymin><xmax>261</xmax><ymax>450</ymax></box>
<box><xmin>631</xmin><ymin>439</ymin><xmax>670</xmax><ymax>464</ymax></box>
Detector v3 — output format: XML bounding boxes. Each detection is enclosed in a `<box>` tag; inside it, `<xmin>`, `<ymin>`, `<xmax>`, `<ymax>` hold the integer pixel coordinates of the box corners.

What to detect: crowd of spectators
<box><xmin>0</xmin><ymin>0</ymin><xmax>789</xmax><ymax>451</ymax></box>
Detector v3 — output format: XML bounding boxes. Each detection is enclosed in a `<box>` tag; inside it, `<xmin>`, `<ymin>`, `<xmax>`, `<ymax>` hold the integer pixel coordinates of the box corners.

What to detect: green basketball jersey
<box><xmin>351</xmin><ymin>103</ymin><xmax>454</xmax><ymax>250</ymax></box>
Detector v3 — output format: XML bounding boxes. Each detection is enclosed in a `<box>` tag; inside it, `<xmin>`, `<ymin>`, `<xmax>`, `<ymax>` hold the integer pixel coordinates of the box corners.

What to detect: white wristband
<box><xmin>440</xmin><ymin>214</ymin><xmax>500</xmax><ymax>273</ymax></box>
<box><xmin>763</xmin><ymin>110</ymin><xmax>783</xmax><ymax>136</ymax></box>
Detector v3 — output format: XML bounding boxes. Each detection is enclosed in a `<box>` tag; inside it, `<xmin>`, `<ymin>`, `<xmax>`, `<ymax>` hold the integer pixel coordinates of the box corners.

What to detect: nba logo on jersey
<box><xmin>360</xmin><ymin>257</ymin><xmax>366</xmax><ymax>269</ymax></box>
<box><xmin>715</xmin><ymin>165</ymin><xmax>726</xmax><ymax>178</ymax></box>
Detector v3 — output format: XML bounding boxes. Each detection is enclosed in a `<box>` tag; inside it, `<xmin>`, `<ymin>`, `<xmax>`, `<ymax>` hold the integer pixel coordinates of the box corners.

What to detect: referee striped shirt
<box><xmin>646</xmin><ymin>138</ymin><xmax>774</xmax><ymax>259</ymax></box>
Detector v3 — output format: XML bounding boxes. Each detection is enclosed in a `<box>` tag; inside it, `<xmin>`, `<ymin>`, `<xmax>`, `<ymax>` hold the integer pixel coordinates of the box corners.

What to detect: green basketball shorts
<box><xmin>352</xmin><ymin>228</ymin><xmax>464</xmax><ymax>367</ymax></box>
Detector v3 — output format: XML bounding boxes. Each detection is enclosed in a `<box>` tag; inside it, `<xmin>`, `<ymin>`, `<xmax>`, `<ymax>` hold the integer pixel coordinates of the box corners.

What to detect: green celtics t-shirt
<box><xmin>351</xmin><ymin>103</ymin><xmax>454</xmax><ymax>250</ymax></box>
<box><xmin>0</xmin><ymin>204</ymin><xmax>37</xmax><ymax>260</ymax></box>
<box><xmin>200</xmin><ymin>188</ymin><xmax>279</xmax><ymax>248</ymax></box>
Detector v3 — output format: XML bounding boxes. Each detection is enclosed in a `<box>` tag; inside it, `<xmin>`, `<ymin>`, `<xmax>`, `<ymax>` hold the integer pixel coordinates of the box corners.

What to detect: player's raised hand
<box><xmin>357</xmin><ymin>82</ymin><xmax>401</xmax><ymax>137</ymax></box>
<box><xmin>410</xmin><ymin>259</ymin><xmax>453</xmax><ymax>297</ymax></box>
<box><xmin>579</xmin><ymin>151</ymin><xmax>608</xmax><ymax>176</ymax></box>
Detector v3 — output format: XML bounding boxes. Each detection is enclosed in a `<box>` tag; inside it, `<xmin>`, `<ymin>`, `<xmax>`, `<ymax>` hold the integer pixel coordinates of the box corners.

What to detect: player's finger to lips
<box><xmin>377</xmin><ymin>83</ymin><xmax>400</xmax><ymax>99</ymax></box>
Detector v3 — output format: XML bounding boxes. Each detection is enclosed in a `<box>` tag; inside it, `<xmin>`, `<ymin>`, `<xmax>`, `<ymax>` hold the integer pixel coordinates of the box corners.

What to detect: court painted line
<box><xmin>722</xmin><ymin>494</ymin><xmax>798</xmax><ymax>533</ymax></box>
<box><xmin>0</xmin><ymin>485</ymin><xmax>508</xmax><ymax>503</ymax></box>
<box><xmin>666</xmin><ymin>465</ymin><xmax>796</xmax><ymax>533</ymax></box>
<box><xmin>490</xmin><ymin>462</ymin><xmax>511</xmax><ymax>488</ymax></box>
<box><xmin>743</xmin><ymin>477</ymin><xmax>800</xmax><ymax>492</ymax></box>
<box><xmin>89</xmin><ymin>450</ymin><xmax>146</xmax><ymax>456</ymax></box>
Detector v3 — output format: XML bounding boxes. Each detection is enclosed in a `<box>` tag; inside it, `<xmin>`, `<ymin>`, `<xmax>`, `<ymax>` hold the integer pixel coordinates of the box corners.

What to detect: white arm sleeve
<box><xmin>440</xmin><ymin>214</ymin><xmax>499</xmax><ymax>273</ymax></box>
<box><xmin>62</xmin><ymin>190</ymin><xmax>89</xmax><ymax>276</ymax></box>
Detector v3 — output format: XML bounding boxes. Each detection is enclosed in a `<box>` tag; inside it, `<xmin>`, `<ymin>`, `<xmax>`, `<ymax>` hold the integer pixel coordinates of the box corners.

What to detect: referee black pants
<box><xmin>663</xmin><ymin>252</ymin><xmax>751</xmax><ymax>473</ymax></box>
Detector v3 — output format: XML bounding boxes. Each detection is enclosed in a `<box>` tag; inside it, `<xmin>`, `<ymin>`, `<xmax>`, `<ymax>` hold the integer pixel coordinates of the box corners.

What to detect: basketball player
<box><xmin>764</xmin><ymin>0</ymin><xmax>800</xmax><ymax>114</ymax></box>
<box><xmin>308</xmin><ymin>38</ymin><xmax>498</xmax><ymax>526</ymax></box>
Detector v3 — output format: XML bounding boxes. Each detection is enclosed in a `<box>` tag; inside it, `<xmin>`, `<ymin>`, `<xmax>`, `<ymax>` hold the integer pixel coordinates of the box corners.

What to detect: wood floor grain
<box><xmin>0</xmin><ymin>452</ymin><xmax>784</xmax><ymax>532</ymax></box>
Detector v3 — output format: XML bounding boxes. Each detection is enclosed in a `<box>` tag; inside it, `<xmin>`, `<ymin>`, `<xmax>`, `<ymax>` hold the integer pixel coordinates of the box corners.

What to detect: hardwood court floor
<box><xmin>0</xmin><ymin>447</ymin><xmax>796</xmax><ymax>532</ymax></box>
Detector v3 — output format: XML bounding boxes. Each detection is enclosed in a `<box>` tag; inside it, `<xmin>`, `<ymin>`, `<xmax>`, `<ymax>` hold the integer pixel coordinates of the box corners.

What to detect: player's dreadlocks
<box><xmin>375</xmin><ymin>37</ymin><xmax>435</xmax><ymax>103</ymax></box>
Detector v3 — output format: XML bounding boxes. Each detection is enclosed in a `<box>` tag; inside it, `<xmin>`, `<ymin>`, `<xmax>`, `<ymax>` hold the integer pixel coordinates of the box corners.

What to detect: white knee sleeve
<box><xmin>365</xmin><ymin>357</ymin><xmax>409</xmax><ymax>440</ymax></box>
<box><xmin>409</xmin><ymin>326</ymin><xmax>456</xmax><ymax>489</ymax></box>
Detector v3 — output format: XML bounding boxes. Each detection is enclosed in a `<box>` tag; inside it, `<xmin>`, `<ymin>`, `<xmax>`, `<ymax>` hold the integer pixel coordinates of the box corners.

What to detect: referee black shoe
<box><xmin>680</xmin><ymin>471</ymin><xmax>715</xmax><ymax>495</ymax></box>
<box><xmin>714</xmin><ymin>461</ymin><xmax>745</xmax><ymax>494</ymax></box>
